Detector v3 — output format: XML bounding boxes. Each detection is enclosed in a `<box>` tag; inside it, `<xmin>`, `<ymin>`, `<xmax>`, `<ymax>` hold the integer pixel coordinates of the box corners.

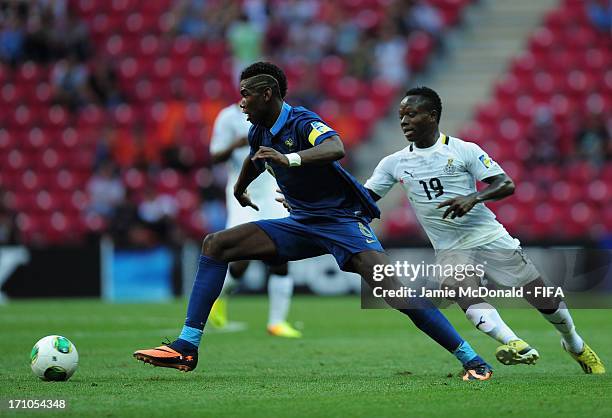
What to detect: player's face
<box><xmin>398</xmin><ymin>96</ymin><xmax>437</xmax><ymax>142</ymax></box>
<box><xmin>239</xmin><ymin>79</ymin><xmax>270</xmax><ymax>125</ymax></box>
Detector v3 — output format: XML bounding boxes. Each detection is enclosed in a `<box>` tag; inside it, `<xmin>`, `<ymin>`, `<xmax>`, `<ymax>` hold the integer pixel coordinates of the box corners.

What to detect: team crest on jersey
<box><xmin>443</xmin><ymin>158</ymin><xmax>456</xmax><ymax>174</ymax></box>
<box><xmin>358</xmin><ymin>222</ymin><xmax>373</xmax><ymax>238</ymax></box>
<box><xmin>284</xmin><ymin>137</ymin><xmax>295</xmax><ymax>150</ymax></box>
<box><xmin>479</xmin><ymin>154</ymin><xmax>492</xmax><ymax>168</ymax></box>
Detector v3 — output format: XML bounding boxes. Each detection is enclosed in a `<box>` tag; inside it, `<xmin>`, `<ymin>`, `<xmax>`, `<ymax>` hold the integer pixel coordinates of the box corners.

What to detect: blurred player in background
<box><xmin>209</xmin><ymin>98</ymin><xmax>301</xmax><ymax>338</ymax></box>
<box><xmin>364</xmin><ymin>86</ymin><xmax>605</xmax><ymax>374</ymax></box>
<box><xmin>134</xmin><ymin>62</ymin><xmax>494</xmax><ymax>381</ymax></box>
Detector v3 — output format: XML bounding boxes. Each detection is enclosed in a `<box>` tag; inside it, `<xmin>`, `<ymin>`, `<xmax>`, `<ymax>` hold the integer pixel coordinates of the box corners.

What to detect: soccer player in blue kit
<box><xmin>133</xmin><ymin>62</ymin><xmax>493</xmax><ymax>381</ymax></box>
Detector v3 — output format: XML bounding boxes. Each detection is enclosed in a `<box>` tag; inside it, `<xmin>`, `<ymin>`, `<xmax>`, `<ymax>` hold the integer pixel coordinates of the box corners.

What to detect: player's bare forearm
<box><xmin>438</xmin><ymin>173</ymin><xmax>514</xmax><ymax>219</ymax></box>
<box><xmin>211</xmin><ymin>137</ymin><xmax>248</xmax><ymax>164</ymax></box>
<box><xmin>251</xmin><ymin>136</ymin><xmax>345</xmax><ymax>167</ymax></box>
<box><xmin>297</xmin><ymin>136</ymin><xmax>345</xmax><ymax>165</ymax></box>
<box><xmin>233</xmin><ymin>155</ymin><xmax>264</xmax><ymax>210</ymax></box>
<box><xmin>235</xmin><ymin>155</ymin><xmax>263</xmax><ymax>194</ymax></box>
<box><xmin>474</xmin><ymin>173</ymin><xmax>515</xmax><ymax>203</ymax></box>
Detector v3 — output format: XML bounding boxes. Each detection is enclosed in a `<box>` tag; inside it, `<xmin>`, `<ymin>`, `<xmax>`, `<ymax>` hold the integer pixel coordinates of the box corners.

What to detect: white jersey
<box><xmin>210</xmin><ymin>103</ymin><xmax>286</xmax><ymax>226</ymax></box>
<box><xmin>365</xmin><ymin>133</ymin><xmax>510</xmax><ymax>250</ymax></box>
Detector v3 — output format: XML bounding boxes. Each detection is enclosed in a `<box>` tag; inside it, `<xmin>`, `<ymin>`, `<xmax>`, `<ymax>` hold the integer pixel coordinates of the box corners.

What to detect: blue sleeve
<box><xmin>247</xmin><ymin>124</ymin><xmax>258</xmax><ymax>156</ymax></box>
<box><xmin>296</xmin><ymin>114</ymin><xmax>338</xmax><ymax>147</ymax></box>
<box><xmin>248</xmin><ymin>125</ymin><xmax>265</xmax><ymax>171</ymax></box>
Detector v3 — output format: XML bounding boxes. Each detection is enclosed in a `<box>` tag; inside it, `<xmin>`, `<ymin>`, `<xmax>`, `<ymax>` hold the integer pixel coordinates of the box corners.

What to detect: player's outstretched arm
<box><xmin>438</xmin><ymin>173</ymin><xmax>515</xmax><ymax>219</ymax></box>
<box><xmin>251</xmin><ymin>136</ymin><xmax>345</xmax><ymax>167</ymax></box>
<box><xmin>234</xmin><ymin>154</ymin><xmax>265</xmax><ymax>210</ymax></box>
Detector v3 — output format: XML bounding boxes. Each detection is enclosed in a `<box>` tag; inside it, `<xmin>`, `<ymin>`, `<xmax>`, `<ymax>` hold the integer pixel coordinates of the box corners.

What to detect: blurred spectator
<box><xmin>374</xmin><ymin>22</ymin><xmax>408</xmax><ymax>86</ymax></box>
<box><xmin>87</xmin><ymin>162</ymin><xmax>125</xmax><ymax>218</ymax></box>
<box><xmin>331</xmin><ymin>8</ymin><xmax>360</xmax><ymax>56</ymax></box>
<box><xmin>168</xmin><ymin>0</ymin><xmax>207</xmax><ymax>38</ymax></box>
<box><xmin>587</xmin><ymin>0</ymin><xmax>612</xmax><ymax>33</ymax></box>
<box><xmin>399</xmin><ymin>0</ymin><xmax>443</xmax><ymax>37</ymax></box>
<box><xmin>114</xmin><ymin>124</ymin><xmax>150</xmax><ymax>171</ymax></box>
<box><xmin>108</xmin><ymin>189</ymin><xmax>142</xmax><ymax>247</ymax></box>
<box><xmin>23</xmin><ymin>4</ymin><xmax>55</xmax><ymax>63</ymax></box>
<box><xmin>0</xmin><ymin>13</ymin><xmax>25</xmax><ymax>66</ymax></box>
<box><xmin>243</xmin><ymin>0</ymin><xmax>268</xmax><ymax>28</ymax></box>
<box><xmin>227</xmin><ymin>13</ymin><xmax>263</xmax><ymax>82</ymax></box>
<box><xmin>137</xmin><ymin>187</ymin><xmax>179</xmax><ymax>244</ymax></box>
<box><xmin>51</xmin><ymin>54</ymin><xmax>89</xmax><ymax>111</ymax></box>
<box><xmin>93</xmin><ymin>125</ymin><xmax>116</xmax><ymax>169</ymax></box>
<box><xmin>0</xmin><ymin>189</ymin><xmax>19</xmax><ymax>245</ymax></box>
<box><xmin>87</xmin><ymin>57</ymin><xmax>124</xmax><ymax>108</ymax></box>
<box><xmin>576</xmin><ymin>110</ymin><xmax>612</xmax><ymax>165</ymax></box>
<box><xmin>53</xmin><ymin>8</ymin><xmax>90</xmax><ymax>61</ymax></box>
<box><xmin>527</xmin><ymin>106</ymin><xmax>561</xmax><ymax>166</ymax></box>
<box><xmin>1</xmin><ymin>0</ymin><xmax>76</xmax><ymax>64</ymax></box>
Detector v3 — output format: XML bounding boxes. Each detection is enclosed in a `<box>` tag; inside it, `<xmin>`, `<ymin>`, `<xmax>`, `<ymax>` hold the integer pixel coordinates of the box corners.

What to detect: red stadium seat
<box><xmin>550</xmin><ymin>180</ymin><xmax>582</xmax><ymax>204</ymax></box>
<box><xmin>0</xmin><ymin>129</ymin><xmax>17</xmax><ymax>152</ymax></box>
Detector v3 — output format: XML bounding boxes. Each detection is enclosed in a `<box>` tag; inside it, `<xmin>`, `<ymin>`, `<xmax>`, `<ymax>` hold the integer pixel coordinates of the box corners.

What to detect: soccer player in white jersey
<box><xmin>209</xmin><ymin>100</ymin><xmax>301</xmax><ymax>338</ymax></box>
<box><xmin>364</xmin><ymin>86</ymin><xmax>605</xmax><ymax>374</ymax></box>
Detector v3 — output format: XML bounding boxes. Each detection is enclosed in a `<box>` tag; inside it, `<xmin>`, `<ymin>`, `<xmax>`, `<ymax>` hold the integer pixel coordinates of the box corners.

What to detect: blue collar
<box><xmin>269</xmin><ymin>102</ymin><xmax>291</xmax><ymax>136</ymax></box>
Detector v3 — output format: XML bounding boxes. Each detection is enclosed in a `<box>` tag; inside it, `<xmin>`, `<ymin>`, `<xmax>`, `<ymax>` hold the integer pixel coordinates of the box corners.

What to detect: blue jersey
<box><xmin>248</xmin><ymin>102</ymin><xmax>380</xmax><ymax>222</ymax></box>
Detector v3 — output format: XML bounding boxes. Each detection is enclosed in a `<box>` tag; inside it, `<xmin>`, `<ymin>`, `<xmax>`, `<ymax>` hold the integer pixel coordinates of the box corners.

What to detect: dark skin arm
<box><xmin>251</xmin><ymin>135</ymin><xmax>345</xmax><ymax>166</ymax></box>
<box><xmin>438</xmin><ymin>173</ymin><xmax>515</xmax><ymax>219</ymax></box>
<box><xmin>210</xmin><ymin>136</ymin><xmax>248</xmax><ymax>164</ymax></box>
<box><xmin>233</xmin><ymin>154</ymin><xmax>265</xmax><ymax>210</ymax></box>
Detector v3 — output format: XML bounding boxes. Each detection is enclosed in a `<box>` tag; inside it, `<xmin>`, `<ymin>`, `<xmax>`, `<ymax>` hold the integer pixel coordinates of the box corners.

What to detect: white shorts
<box><xmin>435</xmin><ymin>234</ymin><xmax>540</xmax><ymax>289</ymax></box>
<box><xmin>226</xmin><ymin>196</ymin><xmax>288</xmax><ymax>228</ymax></box>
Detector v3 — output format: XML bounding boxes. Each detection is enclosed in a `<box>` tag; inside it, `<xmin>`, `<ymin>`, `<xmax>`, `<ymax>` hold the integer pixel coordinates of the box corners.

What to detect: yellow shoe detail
<box><xmin>209</xmin><ymin>298</ymin><xmax>228</xmax><ymax>329</ymax></box>
<box><xmin>563</xmin><ymin>342</ymin><xmax>605</xmax><ymax>374</ymax></box>
<box><xmin>267</xmin><ymin>321</ymin><xmax>302</xmax><ymax>338</ymax></box>
<box><xmin>495</xmin><ymin>339</ymin><xmax>540</xmax><ymax>365</ymax></box>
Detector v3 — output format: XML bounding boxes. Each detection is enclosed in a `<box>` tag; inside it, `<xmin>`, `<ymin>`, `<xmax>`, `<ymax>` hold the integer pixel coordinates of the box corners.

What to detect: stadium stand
<box><xmin>0</xmin><ymin>0</ymin><xmax>473</xmax><ymax>245</ymax></box>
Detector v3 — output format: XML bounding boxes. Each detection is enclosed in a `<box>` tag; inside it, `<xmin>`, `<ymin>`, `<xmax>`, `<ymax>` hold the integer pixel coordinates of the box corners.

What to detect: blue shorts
<box><xmin>252</xmin><ymin>216</ymin><xmax>384</xmax><ymax>271</ymax></box>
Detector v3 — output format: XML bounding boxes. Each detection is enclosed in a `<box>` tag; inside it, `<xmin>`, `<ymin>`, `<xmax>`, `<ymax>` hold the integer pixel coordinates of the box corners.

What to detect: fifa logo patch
<box><xmin>311</xmin><ymin>121</ymin><xmax>332</xmax><ymax>134</ymax></box>
<box><xmin>443</xmin><ymin>158</ymin><xmax>456</xmax><ymax>174</ymax></box>
<box><xmin>284</xmin><ymin>137</ymin><xmax>295</xmax><ymax>150</ymax></box>
<box><xmin>479</xmin><ymin>154</ymin><xmax>492</xmax><ymax>168</ymax></box>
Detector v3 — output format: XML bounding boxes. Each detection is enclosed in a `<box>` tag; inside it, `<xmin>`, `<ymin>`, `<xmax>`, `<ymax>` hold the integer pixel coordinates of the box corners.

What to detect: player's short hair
<box><xmin>240</xmin><ymin>62</ymin><xmax>288</xmax><ymax>99</ymax></box>
<box><xmin>405</xmin><ymin>86</ymin><xmax>442</xmax><ymax>123</ymax></box>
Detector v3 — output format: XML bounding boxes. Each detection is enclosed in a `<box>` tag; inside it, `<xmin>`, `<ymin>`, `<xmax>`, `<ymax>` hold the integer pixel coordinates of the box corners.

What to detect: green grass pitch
<box><xmin>1</xmin><ymin>296</ymin><xmax>611</xmax><ymax>418</ymax></box>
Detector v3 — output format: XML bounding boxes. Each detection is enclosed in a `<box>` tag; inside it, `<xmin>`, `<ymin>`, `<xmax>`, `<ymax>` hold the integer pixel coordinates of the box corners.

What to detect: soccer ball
<box><xmin>30</xmin><ymin>335</ymin><xmax>78</xmax><ymax>381</ymax></box>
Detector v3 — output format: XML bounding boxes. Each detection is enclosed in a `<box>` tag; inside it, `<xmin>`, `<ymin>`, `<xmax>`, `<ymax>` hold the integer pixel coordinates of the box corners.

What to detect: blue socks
<box><xmin>453</xmin><ymin>341</ymin><xmax>480</xmax><ymax>365</ymax></box>
<box><xmin>176</xmin><ymin>255</ymin><xmax>228</xmax><ymax>350</ymax></box>
<box><xmin>399</xmin><ymin>297</ymin><xmax>478</xmax><ymax>365</ymax></box>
